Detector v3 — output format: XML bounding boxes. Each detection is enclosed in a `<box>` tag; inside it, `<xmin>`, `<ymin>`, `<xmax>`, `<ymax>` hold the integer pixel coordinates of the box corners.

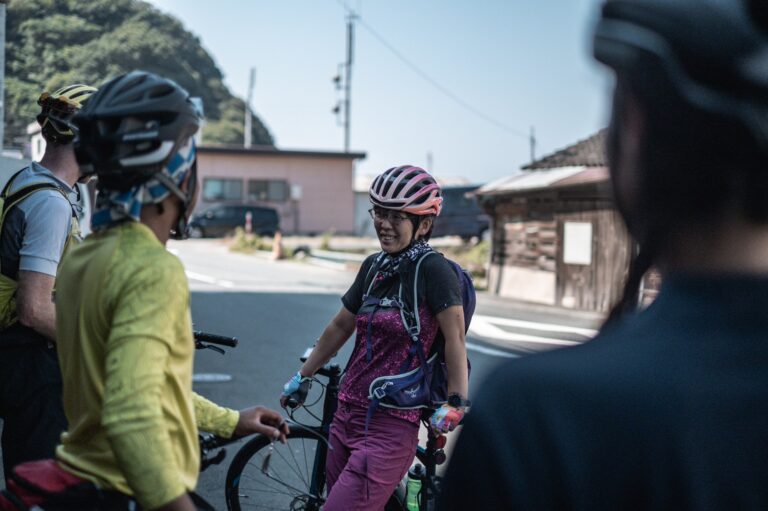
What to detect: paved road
<box><xmin>0</xmin><ymin>240</ymin><xmax>603</xmax><ymax>507</ymax></box>
<box><xmin>173</xmin><ymin>240</ymin><xmax>602</xmax><ymax>507</ymax></box>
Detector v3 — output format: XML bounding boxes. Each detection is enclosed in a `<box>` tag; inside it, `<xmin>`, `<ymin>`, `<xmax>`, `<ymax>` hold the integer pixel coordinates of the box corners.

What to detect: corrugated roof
<box><xmin>476</xmin><ymin>166</ymin><xmax>588</xmax><ymax>195</ymax></box>
<box><xmin>522</xmin><ymin>130</ymin><xmax>607</xmax><ymax>170</ymax></box>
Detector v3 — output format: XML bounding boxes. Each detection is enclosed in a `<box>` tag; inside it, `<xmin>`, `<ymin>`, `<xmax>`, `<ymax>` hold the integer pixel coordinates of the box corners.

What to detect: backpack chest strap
<box><xmin>362</xmin><ymin>295</ymin><xmax>405</xmax><ymax>362</ymax></box>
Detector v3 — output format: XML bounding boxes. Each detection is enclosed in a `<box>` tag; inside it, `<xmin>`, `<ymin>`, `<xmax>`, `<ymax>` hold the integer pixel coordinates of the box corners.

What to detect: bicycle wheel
<box><xmin>225</xmin><ymin>429</ymin><xmax>327</xmax><ymax>511</ymax></box>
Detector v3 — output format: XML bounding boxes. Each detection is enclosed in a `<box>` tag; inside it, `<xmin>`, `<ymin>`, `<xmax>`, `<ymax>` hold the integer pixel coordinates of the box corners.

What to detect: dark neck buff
<box><xmin>377</xmin><ymin>239</ymin><xmax>432</xmax><ymax>279</ymax></box>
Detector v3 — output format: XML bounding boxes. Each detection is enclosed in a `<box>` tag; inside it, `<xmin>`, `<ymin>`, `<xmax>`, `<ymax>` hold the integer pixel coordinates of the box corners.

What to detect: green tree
<box><xmin>5</xmin><ymin>0</ymin><xmax>274</xmax><ymax>148</ymax></box>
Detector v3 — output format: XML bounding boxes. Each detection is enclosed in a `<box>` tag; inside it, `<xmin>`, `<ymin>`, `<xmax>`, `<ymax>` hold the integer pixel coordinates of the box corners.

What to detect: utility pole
<box><xmin>244</xmin><ymin>67</ymin><xmax>256</xmax><ymax>148</ymax></box>
<box><xmin>529</xmin><ymin>126</ymin><xmax>537</xmax><ymax>163</ymax></box>
<box><xmin>0</xmin><ymin>1</ymin><xmax>7</xmax><ymax>152</ymax></box>
<box><xmin>343</xmin><ymin>14</ymin><xmax>355</xmax><ymax>153</ymax></box>
<box><xmin>426</xmin><ymin>151</ymin><xmax>433</xmax><ymax>173</ymax></box>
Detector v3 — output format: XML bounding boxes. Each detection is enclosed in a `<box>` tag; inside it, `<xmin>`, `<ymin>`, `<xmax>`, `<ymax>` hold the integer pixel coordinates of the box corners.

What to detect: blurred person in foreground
<box><xmin>440</xmin><ymin>0</ymin><xmax>768</xmax><ymax>509</ymax></box>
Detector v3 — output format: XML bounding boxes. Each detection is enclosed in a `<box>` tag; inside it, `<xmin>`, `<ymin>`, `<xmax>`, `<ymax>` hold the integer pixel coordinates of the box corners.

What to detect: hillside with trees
<box><xmin>4</xmin><ymin>0</ymin><xmax>274</xmax><ymax>148</ymax></box>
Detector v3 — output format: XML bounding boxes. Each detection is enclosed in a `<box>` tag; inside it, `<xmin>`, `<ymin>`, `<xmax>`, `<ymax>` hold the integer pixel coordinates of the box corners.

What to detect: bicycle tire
<box><xmin>225</xmin><ymin>429</ymin><xmax>327</xmax><ymax>511</ymax></box>
<box><xmin>225</xmin><ymin>429</ymin><xmax>406</xmax><ymax>510</ymax></box>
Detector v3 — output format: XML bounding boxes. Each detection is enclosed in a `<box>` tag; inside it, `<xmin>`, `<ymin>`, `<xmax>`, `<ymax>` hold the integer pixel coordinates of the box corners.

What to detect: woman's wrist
<box><xmin>447</xmin><ymin>393</ymin><xmax>471</xmax><ymax>408</ymax></box>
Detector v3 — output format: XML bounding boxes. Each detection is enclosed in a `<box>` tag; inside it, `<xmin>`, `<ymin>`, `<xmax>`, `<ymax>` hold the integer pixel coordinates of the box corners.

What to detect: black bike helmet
<box><xmin>73</xmin><ymin>70</ymin><xmax>201</xmax><ymax>190</ymax></box>
<box><xmin>593</xmin><ymin>0</ymin><xmax>768</xmax><ymax>149</ymax></box>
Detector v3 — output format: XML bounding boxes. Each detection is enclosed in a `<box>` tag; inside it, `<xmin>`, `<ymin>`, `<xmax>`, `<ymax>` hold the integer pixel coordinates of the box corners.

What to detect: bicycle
<box><xmin>223</xmin><ymin>348</ymin><xmax>453</xmax><ymax>511</ymax></box>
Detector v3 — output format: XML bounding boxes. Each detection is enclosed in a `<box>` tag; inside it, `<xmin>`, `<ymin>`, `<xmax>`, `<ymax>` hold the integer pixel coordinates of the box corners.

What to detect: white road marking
<box><xmin>193</xmin><ymin>373</ymin><xmax>233</xmax><ymax>383</ymax></box>
<box><xmin>466</xmin><ymin>342</ymin><xmax>518</xmax><ymax>358</ymax></box>
<box><xmin>473</xmin><ymin>314</ymin><xmax>598</xmax><ymax>337</ymax></box>
<box><xmin>468</xmin><ymin>316</ymin><xmax>582</xmax><ymax>346</ymax></box>
<box><xmin>185</xmin><ymin>271</ymin><xmax>235</xmax><ymax>288</ymax></box>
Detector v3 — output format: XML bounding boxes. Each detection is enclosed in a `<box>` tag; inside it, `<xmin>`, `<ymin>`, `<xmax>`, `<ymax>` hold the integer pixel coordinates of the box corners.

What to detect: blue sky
<box><xmin>146</xmin><ymin>0</ymin><xmax>610</xmax><ymax>184</ymax></box>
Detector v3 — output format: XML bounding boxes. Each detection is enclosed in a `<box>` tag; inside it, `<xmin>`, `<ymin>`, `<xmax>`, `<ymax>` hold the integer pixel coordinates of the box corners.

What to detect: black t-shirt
<box><xmin>342</xmin><ymin>251</ymin><xmax>462</xmax><ymax>318</ymax></box>
<box><xmin>439</xmin><ymin>274</ymin><xmax>768</xmax><ymax>510</ymax></box>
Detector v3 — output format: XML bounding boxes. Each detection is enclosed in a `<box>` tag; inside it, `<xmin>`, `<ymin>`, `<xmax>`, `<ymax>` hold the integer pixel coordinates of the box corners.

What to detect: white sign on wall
<box><xmin>563</xmin><ymin>222</ymin><xmax>593</xmax><ymax>265</ymax></box>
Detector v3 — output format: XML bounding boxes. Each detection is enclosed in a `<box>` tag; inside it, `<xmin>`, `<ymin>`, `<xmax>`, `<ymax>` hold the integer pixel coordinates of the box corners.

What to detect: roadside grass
<box><xmin>229</xmin><ymin>227</ymin><xmax>271</xmax><ymax>253</ymax></box>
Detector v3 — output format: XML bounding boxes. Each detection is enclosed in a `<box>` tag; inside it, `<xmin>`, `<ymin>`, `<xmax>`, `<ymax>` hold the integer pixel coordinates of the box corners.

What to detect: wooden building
<box><xmin>477</xmin><ymin>131</ymin><xmax>637</xmax><ymax>312</ymax></box>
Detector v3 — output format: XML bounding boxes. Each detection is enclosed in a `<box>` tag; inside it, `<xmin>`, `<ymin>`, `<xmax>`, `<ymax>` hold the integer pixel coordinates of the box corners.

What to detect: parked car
<box><xmin>431</xmin><ymin>185</ymin><xmax>489</xmax><ymax>242</ymax></box>
<box><xmin>188</xmin><ymin>204</ymin><xmax>279</xmax><ymax>238</ymax></box>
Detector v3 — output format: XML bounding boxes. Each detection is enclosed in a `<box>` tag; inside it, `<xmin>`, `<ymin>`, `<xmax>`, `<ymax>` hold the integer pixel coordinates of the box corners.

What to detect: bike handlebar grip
<box><xmin>285</xmin><ymin>396</ymin><xmax>300</xmax><ymax>409</ymax></box>
<box><xmin>194</xmin><ymin>331</ymin><xmax>239</xmax><ymax>347</ymax></box>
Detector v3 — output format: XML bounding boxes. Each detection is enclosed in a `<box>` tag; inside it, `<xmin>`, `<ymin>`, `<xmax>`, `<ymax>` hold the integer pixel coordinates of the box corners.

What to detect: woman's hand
<box><xmin>429</xmin><ymin>404</ymin><xmax>465</xmax><ymax>434</ymax></box>
<box><xmin>234</xmin><ymin>406</ymin><xmax>289</xmax><ymax>443</ymax></box>
<box><xmin>280</xmin><ymin>371</ymin><xmax>312</xmax><ymax>408</ymax></box>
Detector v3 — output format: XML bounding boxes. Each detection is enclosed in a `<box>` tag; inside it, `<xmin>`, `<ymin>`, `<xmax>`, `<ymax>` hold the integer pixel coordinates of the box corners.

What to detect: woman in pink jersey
<box><xmin>280</xmin><ymin>166</ymin><xmax>470</xmax><ymax>511</ymax></box>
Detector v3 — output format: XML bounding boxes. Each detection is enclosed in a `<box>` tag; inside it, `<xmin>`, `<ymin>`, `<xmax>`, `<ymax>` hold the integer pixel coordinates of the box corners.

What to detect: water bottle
<box><xmin>405</xmin><ymin>463</ymin><xmax>425</xmax><ymax>511</ymax></box>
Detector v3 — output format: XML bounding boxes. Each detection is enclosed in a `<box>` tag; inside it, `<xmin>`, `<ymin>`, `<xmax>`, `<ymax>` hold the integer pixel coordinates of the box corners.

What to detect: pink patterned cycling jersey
<box><xmin>338</xmin><ymin>303</ymin><xmax>439</xmax><ymax>424</ymax></box>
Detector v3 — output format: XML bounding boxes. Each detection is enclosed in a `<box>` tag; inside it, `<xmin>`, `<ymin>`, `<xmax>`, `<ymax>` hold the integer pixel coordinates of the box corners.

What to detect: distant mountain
<box><xmin>5</xmin><ymin>0</ymin><xmax>274</xmax><ymax>148</ymax></box>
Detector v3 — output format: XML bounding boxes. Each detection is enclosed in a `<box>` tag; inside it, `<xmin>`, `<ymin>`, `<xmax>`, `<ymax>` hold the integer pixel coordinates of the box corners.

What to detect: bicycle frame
<box><xmin>303</xmin><ymin>362</ymin><xmax>342</xmax><ymax>509</ymax></box>
<box><xmin>286</xmin><ymin>357</ymin><xmax>449</xmax><ymax>511</ymax></box>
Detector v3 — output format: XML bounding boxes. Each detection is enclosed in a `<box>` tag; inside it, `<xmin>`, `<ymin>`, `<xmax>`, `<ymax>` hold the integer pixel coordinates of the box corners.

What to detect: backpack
<box><xmin>0</xmin><ymin>169</ymin><xmax>74</xmax><ymax>331</ymax></box>
<box><xmin>361</xmin><ymin>249</ymin><xmax>475</xmax><ymax>418</ymax></box>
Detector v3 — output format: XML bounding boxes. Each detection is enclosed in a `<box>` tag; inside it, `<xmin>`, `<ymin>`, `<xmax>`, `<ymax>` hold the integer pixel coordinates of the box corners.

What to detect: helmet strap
<box><xmin>153</xmin><ymin>167</ymin><xmax>195</xmax><ymax>240</ymax></box>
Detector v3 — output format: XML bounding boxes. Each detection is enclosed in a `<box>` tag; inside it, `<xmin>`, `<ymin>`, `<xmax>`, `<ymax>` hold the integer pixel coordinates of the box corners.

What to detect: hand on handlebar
<box><xmin>280</xmin><ymin>371</ymin><xmax>312</xmax><ymax>408</ymax></box>
<box><xmin>429</xmin><ymin>404</ymin><xmax>465</xmax><ymax>434</ymax></box>
<box><xmin>280</xmin><ymin>371</ymin><xmax>312</xmax><ymax>409</ymax></box>
<box><xmin>234</xmin><ymin>406</ymin><xmax>289</xmax><ymax>443</ymax></box>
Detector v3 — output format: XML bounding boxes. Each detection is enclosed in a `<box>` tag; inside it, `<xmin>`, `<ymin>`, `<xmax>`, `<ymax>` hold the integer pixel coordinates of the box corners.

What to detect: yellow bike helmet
<box><xmin>37</xmin><ymin>83</ymin><xmax>97</xmax><ymax>145</ymax></box>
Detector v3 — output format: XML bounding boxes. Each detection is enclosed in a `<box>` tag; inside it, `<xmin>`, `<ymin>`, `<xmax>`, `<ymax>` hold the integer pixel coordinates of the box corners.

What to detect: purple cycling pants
<box><xmin>324</xmin><ymin>401</ymin><xmax>419</xmax><ymax>511</ymax></box>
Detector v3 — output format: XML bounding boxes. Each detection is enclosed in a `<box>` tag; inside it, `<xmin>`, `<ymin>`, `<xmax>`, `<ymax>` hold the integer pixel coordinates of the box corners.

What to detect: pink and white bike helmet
<box><xmin>369</xmin><ymin>165</ymin><xmax>443</xmax><ymax>216</ymax></box>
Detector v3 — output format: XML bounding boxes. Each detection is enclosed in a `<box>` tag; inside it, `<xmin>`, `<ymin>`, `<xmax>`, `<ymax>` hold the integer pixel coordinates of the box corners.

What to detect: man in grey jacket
<box><xmin>0</xmin><ymin>83</ymin><xmax>96</xmax><ymax>478</ymax></box>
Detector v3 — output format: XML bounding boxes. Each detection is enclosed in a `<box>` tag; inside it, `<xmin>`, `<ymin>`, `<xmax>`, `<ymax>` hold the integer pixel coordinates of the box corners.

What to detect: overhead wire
<box><xmin>336</xmin><ymin>0</ymin><xmax>530</xmax><ymax>140</ymax></box>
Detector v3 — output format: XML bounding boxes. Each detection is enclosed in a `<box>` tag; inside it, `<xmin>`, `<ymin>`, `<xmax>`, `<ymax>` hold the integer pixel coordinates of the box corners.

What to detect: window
<box><xmin>248</xmin><ymin>179</ymin><xmax>288</xmax><ymax>202</ymax></box>
<box><xmin>203</xmin><ymin>178</ymin><xmax>242</xmax><ymax>201</ymax></box>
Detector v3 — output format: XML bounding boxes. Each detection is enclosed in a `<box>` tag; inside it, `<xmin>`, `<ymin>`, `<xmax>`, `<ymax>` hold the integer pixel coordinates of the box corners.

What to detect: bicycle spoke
<box><xmin>230</xmin><ymin>433</ymin><xmax>327</xmax><ymax>510</ymax></box>
<box><xmin>273</xmin><ymin>440</ymin><xmax>311</xmax><ymax>488</ymax></box>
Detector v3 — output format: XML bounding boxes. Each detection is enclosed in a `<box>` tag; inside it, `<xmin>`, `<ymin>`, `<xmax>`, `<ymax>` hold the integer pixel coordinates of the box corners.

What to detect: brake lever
<box><xmin>195</xmin><ymin>341</ymin><xmax>226</xmax><ymax>355</ymax></box>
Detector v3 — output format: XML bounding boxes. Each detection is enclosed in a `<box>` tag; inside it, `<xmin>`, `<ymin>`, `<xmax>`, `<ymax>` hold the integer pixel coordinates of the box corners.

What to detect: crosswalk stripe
<box><xmin>473</xmin><ymin>314</ymin><xmax>598</xmax><ymax>337</ymax></box>
<box><xmin>468</xmin><ymin>316</ymin><xmax>582</xmax><ymax>346</ymax></box>
<box><xmin>466</xmin><ymin>342</ymin><xmax>518</xmax><ymax>358</ymax></box>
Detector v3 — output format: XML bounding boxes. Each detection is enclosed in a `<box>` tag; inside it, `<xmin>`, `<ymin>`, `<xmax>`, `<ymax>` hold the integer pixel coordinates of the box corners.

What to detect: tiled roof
<box><xmin>522</xmin><ymin>130</ymin><xmax>607</xmax><ymax>170</ymax></box>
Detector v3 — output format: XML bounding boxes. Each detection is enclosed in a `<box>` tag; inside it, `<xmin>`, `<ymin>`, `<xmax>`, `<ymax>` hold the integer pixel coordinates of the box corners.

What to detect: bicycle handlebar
<box><xmin>194</xmin><ymin>331</ymin><xmax>239</xmax><ymax>348</ymax></box>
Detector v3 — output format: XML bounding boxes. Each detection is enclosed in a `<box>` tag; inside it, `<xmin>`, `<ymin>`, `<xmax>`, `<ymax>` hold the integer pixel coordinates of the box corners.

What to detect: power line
<box><xmin>336</xmin><ymin>0</ymin><xmax>530</xmax><ymax>140</ymax></box>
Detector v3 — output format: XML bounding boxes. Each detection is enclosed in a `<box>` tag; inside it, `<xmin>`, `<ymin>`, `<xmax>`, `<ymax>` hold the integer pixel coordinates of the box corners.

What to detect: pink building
<box><xmin>197</xmin><ymin>146</ymin><xmax>366</xmax><ymax>234</ymax></box>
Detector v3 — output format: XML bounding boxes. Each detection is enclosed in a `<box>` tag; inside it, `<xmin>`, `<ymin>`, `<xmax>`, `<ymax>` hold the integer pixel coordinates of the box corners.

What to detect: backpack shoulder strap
<box><xmin>398</xmin><ymin>249</ymin><xmax>438</xmax><ymax>342</ymax></box>
<box><xmin>0</xmin><ymin>182</ymin><xmax>71</xmax><ymax>278</ymax></box>
<box><xmin>363</xmin><ymin>251</ymin><xmax>387</xmax><ymax>296</ymax></box>
<box><xmin>2</xmin><ymin>182</ymin><xmax>66</xmax><ymax>217</ymax></box>
<box><xmin>0</xmin><ymin>169</ymin><xmax>27</xmax><ymax>199</ymax></box>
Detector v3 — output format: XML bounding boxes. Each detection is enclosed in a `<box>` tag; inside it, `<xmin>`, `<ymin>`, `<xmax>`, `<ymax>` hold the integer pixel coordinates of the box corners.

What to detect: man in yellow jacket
<box><xmin>51</xmin><ymin>71</ymin><xmax>288</xmax><ymax>511</ymax></box>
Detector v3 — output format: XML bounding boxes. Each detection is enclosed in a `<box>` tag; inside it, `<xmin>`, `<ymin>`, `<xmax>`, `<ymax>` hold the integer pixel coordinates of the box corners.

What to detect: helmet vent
<box><xmin>149</xmin><ymin>84</ymin><xmax>175</xmax><ymax>99</ymax></box>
